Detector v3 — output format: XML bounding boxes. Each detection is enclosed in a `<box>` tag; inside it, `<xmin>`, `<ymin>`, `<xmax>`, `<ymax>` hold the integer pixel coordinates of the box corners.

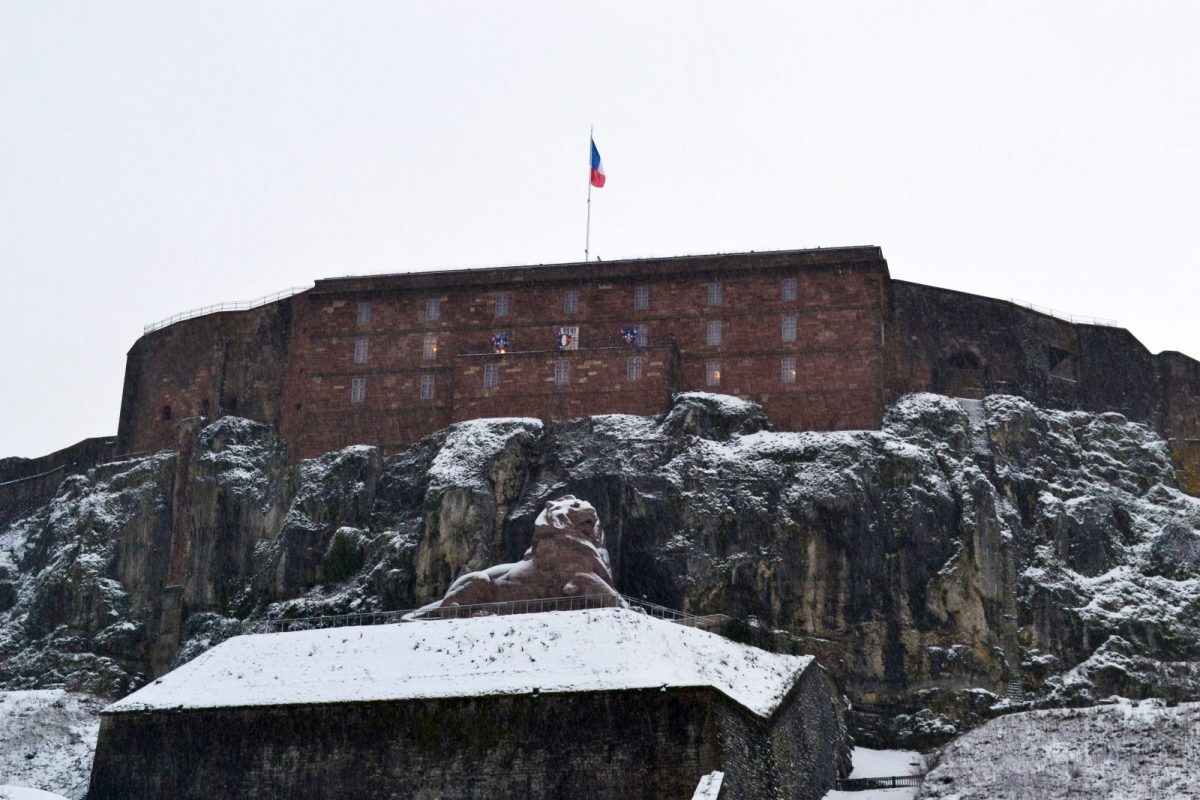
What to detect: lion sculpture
<box><xmin>416</xmin><ymin>495</ymin><xmax>623</xmax><ymax>616</ymax></box>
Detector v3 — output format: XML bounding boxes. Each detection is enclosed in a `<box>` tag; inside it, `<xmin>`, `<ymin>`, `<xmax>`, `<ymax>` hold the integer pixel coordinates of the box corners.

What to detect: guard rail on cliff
<box><xmin>1008</xmin><ymin>298</ymin><xmax>1117</xmax><ymax>327</ymax></box>
<box><xmin>143</xmin><ymin>285</ymin><xmax>311</xmax><ymax>334</ymax></box>
<box><xmin>242</xmin><ymin>593</ymin><xmax>728</xmax><ymax>635</ymax></box>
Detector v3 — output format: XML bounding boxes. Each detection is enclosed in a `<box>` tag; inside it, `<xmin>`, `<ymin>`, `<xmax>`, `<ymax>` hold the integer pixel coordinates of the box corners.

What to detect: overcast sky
<box><xmin>2</xmin><ymin>2</ymin><xmax>1198</xmax><ymax>458</ymax></box>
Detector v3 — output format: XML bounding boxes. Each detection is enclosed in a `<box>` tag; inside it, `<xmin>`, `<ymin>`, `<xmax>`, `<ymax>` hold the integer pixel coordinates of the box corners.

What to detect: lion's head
<box><xmin>532</xmin><ymin>495</ymin><xmax>605</xmax><ymax>549</ymax></box>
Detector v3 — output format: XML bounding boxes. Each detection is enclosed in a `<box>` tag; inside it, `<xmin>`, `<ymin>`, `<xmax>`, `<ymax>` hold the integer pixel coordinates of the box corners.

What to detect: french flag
<box><xmin>590</xmin><ymin>138</ymin><xmax>606</xmax><ymax>188</ymax></box>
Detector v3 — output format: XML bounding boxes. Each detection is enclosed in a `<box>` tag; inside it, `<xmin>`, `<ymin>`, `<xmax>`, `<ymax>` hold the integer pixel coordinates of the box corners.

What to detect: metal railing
<box><xmin>144</xmin><ymin>285</ymin><xmax>311</xmax><ymax>334</ymax></box>
<box><xmin>243</xmin><ymin>593</ymin><xmax>728</xmax><ymax>635</ymax></box>
<box><xmin>1008</xmin><ymin>298</ymin><xmax>1117</xmax><ymax>328</ymax></box>
<box><xmin>835</xmin><ymin>775</ymin><xmax>923</xmax><ymax>790</ymax></box>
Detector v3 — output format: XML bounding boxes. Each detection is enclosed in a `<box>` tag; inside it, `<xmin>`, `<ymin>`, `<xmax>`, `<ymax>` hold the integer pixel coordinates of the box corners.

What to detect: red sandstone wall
<box><xmin>116</xmin><ymin>302</ymin><xmax>293</xmax><ymax>455</ymax></box>
<box><xmin>277</xmin><ymin>251</ymin><xmax>888</xmax><ymax>458</ymax></box>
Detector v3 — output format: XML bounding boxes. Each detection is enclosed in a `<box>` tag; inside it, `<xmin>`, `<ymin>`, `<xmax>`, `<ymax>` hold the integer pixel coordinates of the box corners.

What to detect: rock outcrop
<box><xmin>2</xmin><ymin>392</ymin><xmax>1198</xmax><ymax>747</ymax></box>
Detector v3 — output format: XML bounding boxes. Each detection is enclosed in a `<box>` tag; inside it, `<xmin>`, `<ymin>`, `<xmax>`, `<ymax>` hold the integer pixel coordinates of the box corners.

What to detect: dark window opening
<box><xmin>161</xmin><ymin>405</ymin><xmax>172</xmax><ymax>421</ymax></box>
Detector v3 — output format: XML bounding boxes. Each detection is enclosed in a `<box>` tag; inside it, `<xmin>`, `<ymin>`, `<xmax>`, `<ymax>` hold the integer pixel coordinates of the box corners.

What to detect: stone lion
<box><xmin>416</xmin><ymin>495</ymin><xmax>623</xmax><ymax>616</ymax></box>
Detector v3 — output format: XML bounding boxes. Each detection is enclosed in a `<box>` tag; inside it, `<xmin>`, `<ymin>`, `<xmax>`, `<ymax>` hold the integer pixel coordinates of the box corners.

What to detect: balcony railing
<box><xmin>242</xmin><ymin>593</ymin><xmax>728</xmax><ymax>635</ymax></box>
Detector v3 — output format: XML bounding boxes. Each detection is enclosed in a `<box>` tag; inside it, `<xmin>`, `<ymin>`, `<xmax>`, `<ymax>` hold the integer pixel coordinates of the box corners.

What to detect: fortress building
<box><xmin>111</xmin><ymin>246</ymin><xmax>1200</xmax><ymax>486</ymax></box>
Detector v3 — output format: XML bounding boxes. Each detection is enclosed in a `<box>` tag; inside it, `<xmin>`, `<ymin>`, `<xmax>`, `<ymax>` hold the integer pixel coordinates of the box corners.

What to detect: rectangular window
<box><xmin>495</xmin><ymin>294</ymin><xmax>510</xmax><ymax>318</ymax></box>
<box><xmin>638</xmin><ymin>323</ymin><xmax>650</xmax><ymax>347</ymax></box>
<box><xmin>354</xmin><ymin>338</ymin><xmax>369</xmax><ymax>364</ymax></box>
<box><xmin>781</xmin><ymin>315</ymin><xmax>797</xmax><ymax>343</ymax></box>
<box><xmin>627</xmin><ymin>356</ymin><xmax>643</xmax><ymax>382</ymax></box>
<box><xmin>419</xmin><ymin>373</ymin><xmax>435</xmax><ymax>400</ymax></box>
<box><xmin>356</xmin><ymin>302</ymin><xmax>371</xmax><ymax>325</ymax></box>
<box><xmin>782</xmin><ymin>277</ymin><xmax>798</xmax><ymax>302</ymax></box>
<box><xmin>707</xmin><ymin>281</ymin><xmax>722</xmax><ymax>306</ymax></box>
<box><xmin>554</xmin><ymin>359</ymin><xmax>570</xmax><ymax>386</ymax></box>
<box><xmin>350</xmin><ymin>377</ymin><xmax>367</xmax><ymax>404</ymax></box>
<box><xmin>706</xmin><ymin>320</ymin><xmax>722</xmax><ymax>346</ymax></box>
<box><xmin>483</xmin><ymin>363</ymin><xmax>500</xmax><ymax>389</ymax></box>
<box><xmin>706</xmin><ymin>361</ymin><xmax>721</xmax><ymax>387</ymax></box>
<box><xmin>425</xmin><ymin>298</ymin><xmax>440</xmax><ymax>322</ymax></box>
<box><xmin>633</xmin><ymin>285</ymin><xmax>650</xmax><ymax>310</ymax></box>
<box><xmin>563</xmin><ymin>290</ymin><xmax>579</xmax><ymax>314</ymax></box>
<box><xmin>161</xmin><ymin>404</ymin><xmax>172</xmax><ymax>421</ymax></box>
<box><xmin>781</xmin><ymin>356</ymin><xmax>797</xmax><ymax>383</ymax></box>
<box><xmin>423</xmin><ymin>333</ymin><xmax>437</xmax><ymax>360</ymax></box>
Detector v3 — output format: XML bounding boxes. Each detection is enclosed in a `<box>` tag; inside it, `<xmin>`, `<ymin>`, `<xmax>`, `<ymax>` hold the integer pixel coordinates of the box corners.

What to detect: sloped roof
<box><xmin>108</xmin><ymin>609</ymin><xmax>812</xmax><ymax>718</ymax></box>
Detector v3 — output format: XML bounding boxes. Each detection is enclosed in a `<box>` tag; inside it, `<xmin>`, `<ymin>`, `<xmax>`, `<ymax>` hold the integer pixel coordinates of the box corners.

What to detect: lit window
<box><xmin>419</xmin><ymin>373</ymin><xmax>435</xmax><ymax>400</ymax></box>
<box><xmin>706</xmin><ymin>320</ymin><xmax>722</xmax><ymax>346</ymax></box>
<box><xmin>782</xmin><ymin>277</ymin><xmax>798</xmax><ymax>302</ymax></box>
<box><xmin>707</xmin><ymin>281</ymin><xmax>722</xmax><ymax>306</ymax></box>
<box><xmin>350</xmin><ymin>377</ymin><xmax>367</xmax><ymax>404</ymax></box>
<box><xmin>356</xmin><ymin>302</ymin><xmax>371</xmax><ymax>325</ymax></box>
<box><xmin>627</xmin><ymin>356</ymin><xmax>643</xmax><ymax>382</ymax></box>
<box><xmin>554</xmin><ymin>359</ymin><xmax>570</xmax><ymax>386</ymax></box>
<box><xmin>634</xmin><ymin>285</ymin><xmax>650</xmax><ymax>310</ymax></box>
<box><xmin>354</xmin><ymin>338</ymin><xmax>369</xmax><ymax>364</ymax></box>
<box><xmin>781</xmin><ymin>356</ymin><xmax>797</xmax><ymax>383</ymax></box>
<box><xmin>781</xmin><ymin>315</ymin><xmax>797</xmax><ymax>343</ymax></box>
<box><xmin>706</xmin><ymin>361</ymin><xmax>721</xmax><ymax>387</ymax></box>
<box><xmin>425</xmin><ymin>298</ymin><xmax>440</xmax><ymax>322</ymax></box>
<box><xmin>483</xmin><ymin>363</ymin><xmax>499</xmax><ymax>389</ymax></box>
<box><xmin>495</xmin><ymin>294</ymin><xmax>510</xmax><ymax>318</ymax></box>
<box><xmin>423</xmin><ymin>334</ymin><xmax>437</xmax><ymax>360</ymax></box>
<box><xmin>564</xmin><ymin>290</ymin><xmax>579</xmax><ymax>314</ymax></box>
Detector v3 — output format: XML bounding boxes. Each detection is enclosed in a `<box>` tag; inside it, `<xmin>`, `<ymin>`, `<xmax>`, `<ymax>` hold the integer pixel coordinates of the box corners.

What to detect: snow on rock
<box><xmin>108</xmin><ymin>609</ymin><xmax>811</xmax><ymax>718</ymax></box>
<box><xmin>0</xmin><ymin>690</ymin><xmax>102</xmax><ymax>798</ymax></box>
<box><xmin>691</xmin><ymin>771</ymin><xmax>724</xmax><ymax>799</ymax></box>
<box><xmin>0</xmin><ymin>788</ymin><xmax>70</xmax><ymax>800</ymax></box>
<box><xmin>922</xmin><ymin>699</ymin><xmax>1200</xmax><ymax>799</ymax></box>
<box><xmin>428</xmin><ymin>418</ymin><xmax>543</xmax><ymax>492</ymax></box>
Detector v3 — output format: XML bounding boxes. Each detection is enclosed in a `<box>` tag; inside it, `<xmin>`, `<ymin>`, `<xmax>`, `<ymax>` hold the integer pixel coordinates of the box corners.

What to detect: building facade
<box><xmin>113</xmin><ymin>247</ymin><xmax>1200</xmax><ymax>489</ymax></box>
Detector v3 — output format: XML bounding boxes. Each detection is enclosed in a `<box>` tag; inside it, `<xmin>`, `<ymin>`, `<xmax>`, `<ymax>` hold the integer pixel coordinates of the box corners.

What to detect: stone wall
<box><xmin>0</xmin><ymin>436</ymin><xmax>116</xmax><ymax>528</ymax></box>
<box><xmin>716</xmin><ymin>662</ymin><xmax>845</xmax><ymax>800</ymax></box>
<box><xmin>115</xmin><ymin>301</ymin><xmax>294</xmax><ymax>456</ymax></box>
<box><xmin>118</xmin><ymin>248</ymin><xmax>888</xmax><ymax>460</ymax></box>
<box><xmin>89</xmin><ymin>688</ymin><xmax>724</xmax><ymax>800</ymax></box>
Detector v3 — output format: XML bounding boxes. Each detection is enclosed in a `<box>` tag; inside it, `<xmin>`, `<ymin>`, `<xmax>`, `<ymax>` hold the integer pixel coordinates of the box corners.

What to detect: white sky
<box><xmin>2</xmin><ymin>2</ymin><xmax>1198</xmax><ymax>458</ymax></box>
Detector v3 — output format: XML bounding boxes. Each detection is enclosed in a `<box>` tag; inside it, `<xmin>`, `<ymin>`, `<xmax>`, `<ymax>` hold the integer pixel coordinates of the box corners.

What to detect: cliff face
<box><xmin>1</xmin><ymin>393</ymin><xmax>1198</xmax><ymax>746</ymax></box>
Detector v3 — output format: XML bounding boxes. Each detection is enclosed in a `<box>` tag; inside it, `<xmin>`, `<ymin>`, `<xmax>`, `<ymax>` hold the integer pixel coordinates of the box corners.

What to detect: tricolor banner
<box><xmin>590</xmin><ymin>139</ymin><xmax>606</xmax><ymax>188</ymax></box>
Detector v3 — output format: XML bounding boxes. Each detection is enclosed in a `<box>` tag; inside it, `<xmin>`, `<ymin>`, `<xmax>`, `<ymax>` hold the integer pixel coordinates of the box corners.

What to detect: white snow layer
<box><xmin>0</xmin><ymin>690</ymin><xmax>102</xmax><ymax>798</ymax></box>
<box><xmin>691</xmin><ymin>771</ymin><xmax>724</xmax><ymax>799</ymax></box>
<box><xmin>107</xmin><ymin>609</ymin><xmax>812</xmax><ymax>718</ymax></box>
<box><xmin>0</xmin><ymin>788</ymin><xmax>70</xmax><ymax>800</ymax></box>
<box><xmin>820</xmin><ymin>747</ymin><xmax>923</xmax><ymax>800</ymax></box>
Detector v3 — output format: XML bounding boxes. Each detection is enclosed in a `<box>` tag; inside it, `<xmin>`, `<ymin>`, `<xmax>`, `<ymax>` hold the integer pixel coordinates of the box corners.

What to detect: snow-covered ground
<box><xmin>0</xmin><ymin>690</ymin><xmax>101</xmax><ymax>799</ymax></box>
<box><xmin>0</xmin><ymin>788</ymin><xmax>69</xmax><ymax>800</ymax></box>
<box><xmin>821</xmin><ymin>747</ymin><xmax>924</xmax><ymax>800</ymax></box>
<box><xmin>922</xmin><ymin>699</ymin><xmax>1200</xmax><ymax>798</ymax></box>
<box><xmin>109</xmin><ymin>609</ymin><xmax>812</xmax><ymax>718</ymax></box>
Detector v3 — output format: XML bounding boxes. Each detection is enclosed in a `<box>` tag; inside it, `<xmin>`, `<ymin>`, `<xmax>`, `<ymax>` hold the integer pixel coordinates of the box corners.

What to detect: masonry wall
<box><xmin>276</xmin><ymin>249</ymin><xmax>888</xmax><ymax>459</ymax></box>
<box><xmin>0</xmin><ymin>436</ymin><xmax>116</xmax><ymax>529</ymax></box>
<box><xmin>116</xmin><ymin>302</ymin><xmax>294</xmax><ymax>456</ymax></box>
<box><xmin>89</xmin><ymin>688</ymin><xmax>724</xmax><ymax>800</ymax></box>
<box><xmin>111</xmin><ymin>250</ymin><xmax>1200</xmax><ymax>491</ymax></box>
<box><xmin>716</xmin><ymin>663</ymin><xmax>845</xmax><ymax>800</ymax></box>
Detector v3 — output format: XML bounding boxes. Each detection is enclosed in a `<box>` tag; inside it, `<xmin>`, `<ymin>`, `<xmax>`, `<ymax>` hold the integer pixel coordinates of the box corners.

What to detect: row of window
<box><xmin>349</xmin><ymin>315</ymin><xmax>804</xmax><ymax>365</ymax></box>
<box><xmin>353</xmin><ymin>277</ymin><xmax>802</xmax><ymax>325</ymax></box>
<box><xmin>347</xmin><ymin>355</ymin><xmax>801</xmax><ymax>403</ymax></box>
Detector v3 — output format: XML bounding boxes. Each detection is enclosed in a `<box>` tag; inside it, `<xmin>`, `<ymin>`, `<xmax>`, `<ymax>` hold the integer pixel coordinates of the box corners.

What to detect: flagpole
<box><xmin>585</xmin><ymin>125</ymin><xmax>593</xmax><ymax>262</ymax></box>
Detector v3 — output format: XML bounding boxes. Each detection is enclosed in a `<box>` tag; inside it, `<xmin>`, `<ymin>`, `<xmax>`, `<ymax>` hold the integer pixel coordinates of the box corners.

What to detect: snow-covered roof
<box><xmin>107</xmin><ymin>609</ymin><xmax>812</xmax><ymax>718</ymax></box>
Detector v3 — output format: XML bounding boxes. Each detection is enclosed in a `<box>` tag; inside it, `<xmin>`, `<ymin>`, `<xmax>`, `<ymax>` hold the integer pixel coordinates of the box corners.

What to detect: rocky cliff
<box><xmin>1</xmin><ymin>393</ymin><xmax>1197</xmax><ymax>747</ymax></box>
